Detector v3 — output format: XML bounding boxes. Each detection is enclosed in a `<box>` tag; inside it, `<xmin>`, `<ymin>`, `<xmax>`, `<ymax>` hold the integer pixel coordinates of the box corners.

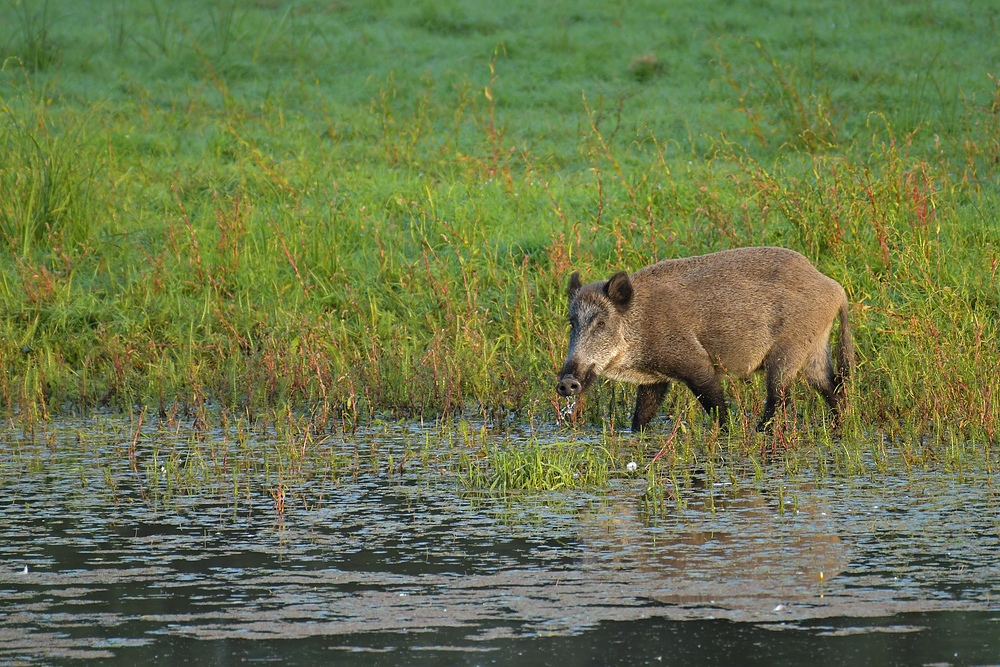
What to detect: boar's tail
<box><xmin>834</xmin><ymin>297</ymin><xmax>855</xmax><ymax>399</ymax></box>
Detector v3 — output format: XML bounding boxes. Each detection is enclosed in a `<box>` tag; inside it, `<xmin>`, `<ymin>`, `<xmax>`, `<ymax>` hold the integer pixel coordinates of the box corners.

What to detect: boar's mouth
<box><xmin>556</xmin><ymin>364</ymin><xmax>596</xmax><ymax>397</ymax></box>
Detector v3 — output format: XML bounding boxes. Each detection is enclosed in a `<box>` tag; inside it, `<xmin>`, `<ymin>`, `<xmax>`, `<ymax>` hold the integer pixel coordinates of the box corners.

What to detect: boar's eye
<box><xmin>593</xmin><ymin>318</ymin><xmax>606</xmax><ymax>331</ymax></box>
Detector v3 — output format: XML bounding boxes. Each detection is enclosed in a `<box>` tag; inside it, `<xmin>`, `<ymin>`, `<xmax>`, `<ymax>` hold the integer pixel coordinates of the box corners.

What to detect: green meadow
<box><xmin>2</xmin><ymin>0</ymin><xmax>999</xmax><ymax>462</ymax></box>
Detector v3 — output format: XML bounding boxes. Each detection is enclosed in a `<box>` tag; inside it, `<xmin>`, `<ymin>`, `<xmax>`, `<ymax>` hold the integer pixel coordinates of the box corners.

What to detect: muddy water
<box><xmin>1</xmin><ymin>419</ymin><xmax>999</xmax><ymax>666</ymax></box>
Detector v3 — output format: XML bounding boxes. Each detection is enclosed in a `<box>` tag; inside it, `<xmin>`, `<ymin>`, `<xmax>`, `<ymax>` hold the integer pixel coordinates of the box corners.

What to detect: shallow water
<box><xmin>1</xmin><ymin>418</ymin><xmax>999</xmax><ymax>666</ymax></box>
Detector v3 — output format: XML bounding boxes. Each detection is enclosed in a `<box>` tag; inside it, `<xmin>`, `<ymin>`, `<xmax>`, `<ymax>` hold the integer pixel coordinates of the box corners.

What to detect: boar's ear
<box><xmin>604</xmin><ymin>272</ymin><xmax>633</xmax><ymax>310</ymax></box>
<box><xmin>567</xmin><ymin>272</ymin><xmax>582</xmax><ymax>300</ymax></box>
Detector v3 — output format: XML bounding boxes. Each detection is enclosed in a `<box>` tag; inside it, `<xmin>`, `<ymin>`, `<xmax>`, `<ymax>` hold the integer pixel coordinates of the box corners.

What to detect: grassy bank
<box><xmin>2</xmin><ymin>0</ymin><xmax>999</xmax><ymax>448</ymax></box>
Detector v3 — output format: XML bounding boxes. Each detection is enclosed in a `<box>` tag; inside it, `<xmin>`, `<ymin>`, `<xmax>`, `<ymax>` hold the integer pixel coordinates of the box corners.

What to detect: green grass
<box><xmin>1</xmin><ymin>0</ymin><xmax>999</xmax><ymax>456</ymax></box>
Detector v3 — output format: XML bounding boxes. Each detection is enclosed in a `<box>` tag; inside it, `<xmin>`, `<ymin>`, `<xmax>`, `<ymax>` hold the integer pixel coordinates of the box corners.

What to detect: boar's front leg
<box><xmin>631</xmin><ymin>382</ymin><xmax>671</xmax><ymax>432</ymax></box>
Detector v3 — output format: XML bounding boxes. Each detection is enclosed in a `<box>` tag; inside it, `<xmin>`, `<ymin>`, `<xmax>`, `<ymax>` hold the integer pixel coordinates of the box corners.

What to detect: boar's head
<box><xmin>556</xmin><ymin>271</ymin><xmax>632</xmax><ymax>397</ymax></box>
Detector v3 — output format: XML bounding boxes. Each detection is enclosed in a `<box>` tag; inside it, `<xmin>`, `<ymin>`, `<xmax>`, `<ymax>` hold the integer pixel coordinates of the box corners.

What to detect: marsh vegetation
<box><xmin>1</xmin><ymin>0</ymin><xmax>997</xmax><ymax>453</ymax></box>
<box><xmin>2</xmin><ymin>2</ymin><xmax>998</xmax><ymax>504</ymax></box>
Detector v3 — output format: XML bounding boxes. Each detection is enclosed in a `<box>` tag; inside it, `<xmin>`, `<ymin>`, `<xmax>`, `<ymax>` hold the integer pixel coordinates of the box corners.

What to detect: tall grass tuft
<box><xmin>4</xmin><ymin>0</ymin><xmax>59</xmax><ymax>71</ymax></box>
<box><xmin>0</xmin><ymin>68</ymin><xmax>98</xmax><ymax>256</ymax></box>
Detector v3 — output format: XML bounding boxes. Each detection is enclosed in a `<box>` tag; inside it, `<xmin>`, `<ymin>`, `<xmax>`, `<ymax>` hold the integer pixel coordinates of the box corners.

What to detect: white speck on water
<box><xmin>21</xmin><ymin>565</ymin><xmax>28</xmax><ymax>575</ymax></box>
<box><xmin>626</xmin><ymin>461</ymin><xmax>638</xmax><ymax>472</ymax></box>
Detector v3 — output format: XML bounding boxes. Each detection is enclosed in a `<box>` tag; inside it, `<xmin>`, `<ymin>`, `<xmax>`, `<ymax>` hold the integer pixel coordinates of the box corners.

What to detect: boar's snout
<box><xmin>556</xmin><ymin>375</ymin><xmax>582</xmax><ymax>397</ymax></box>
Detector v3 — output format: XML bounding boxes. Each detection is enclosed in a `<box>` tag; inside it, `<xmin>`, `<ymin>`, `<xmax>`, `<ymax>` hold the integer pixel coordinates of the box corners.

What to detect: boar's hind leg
<box><xmin>632</xmin><ymin>382</ymin><xmax>670</xmax><ymax>432</ymax></box>
<box><xmin>803</xmin><ymin>342</ymin><xmax>840</xmax><ymax>422</ymax></box>
<box><xmin>682</xmin><ymin>374</ymin><xmax>728</xmax><ymax>427</ymax></box>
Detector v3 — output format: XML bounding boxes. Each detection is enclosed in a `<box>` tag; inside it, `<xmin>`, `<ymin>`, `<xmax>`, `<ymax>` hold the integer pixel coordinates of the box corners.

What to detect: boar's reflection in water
<box><xmin>556</xmin><ymin>247</ymin><xmax>854</xmax><ymax>431</ymax></box>
<box><xmin>576</xmin><ymin>487</ymin><xmax>849</xmax><ymax>610</ymax></box>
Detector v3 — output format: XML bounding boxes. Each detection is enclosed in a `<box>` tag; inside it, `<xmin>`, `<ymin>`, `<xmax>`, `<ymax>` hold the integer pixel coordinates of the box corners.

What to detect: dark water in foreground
<box><xmin>1</xmin><ymin>419</ymin><xmax>999</xmax><ymax>666</ymax></box>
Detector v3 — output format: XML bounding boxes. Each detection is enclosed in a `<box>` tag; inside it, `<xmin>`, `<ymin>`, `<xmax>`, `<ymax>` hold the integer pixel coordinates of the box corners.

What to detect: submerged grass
<box><xmin>1</xmin><ymin>0</ymin><xmax>999</xmax><ymax>488</ymax></box>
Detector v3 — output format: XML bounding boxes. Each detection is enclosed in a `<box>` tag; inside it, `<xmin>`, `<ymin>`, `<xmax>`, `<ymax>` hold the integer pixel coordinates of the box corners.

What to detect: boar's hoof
<box><xmin>556</xmin><ymin>376</ymin><xmax>582</xmax><ymax>396</ymax></box>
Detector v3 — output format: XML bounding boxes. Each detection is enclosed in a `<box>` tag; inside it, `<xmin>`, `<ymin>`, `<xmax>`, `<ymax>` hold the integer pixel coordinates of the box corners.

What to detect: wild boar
<box><xmin>555</xmin><ymin>247</ymin><xmax>854</xmax><ymax>431</ymax></box>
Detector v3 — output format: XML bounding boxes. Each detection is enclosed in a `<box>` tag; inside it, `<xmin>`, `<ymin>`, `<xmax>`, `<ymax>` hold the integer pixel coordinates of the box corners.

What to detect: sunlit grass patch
<box><xmin>457</xmin><ymin>438</ymin><xmax>617</xmax><ymax>492</ymax></box>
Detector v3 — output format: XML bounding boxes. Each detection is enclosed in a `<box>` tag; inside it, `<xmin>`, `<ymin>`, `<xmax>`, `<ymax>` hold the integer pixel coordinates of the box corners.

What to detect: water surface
<box><xmin>1</xmin><ymin>418</ymin><xmax>998</xmax><ymax>665</ymax></box>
